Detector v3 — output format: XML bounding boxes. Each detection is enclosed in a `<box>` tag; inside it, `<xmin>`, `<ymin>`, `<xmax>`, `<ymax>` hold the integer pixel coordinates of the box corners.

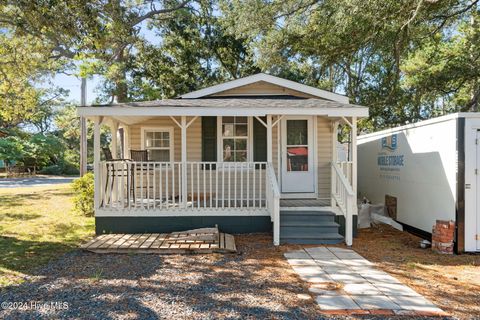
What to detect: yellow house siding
<box><xmin>209</xmin><ymin>81</ymin><xmax>318</xmax><ymax>98</ymax></box>
<box><xmin>129</xmin><ymin>117</ymin><xmax>202</xmax><ymax>162</ymax></box>
<box><xmin>316</xmin><ymin>116</ymin><xmax>332</xmax><ymax>199</ymax></box>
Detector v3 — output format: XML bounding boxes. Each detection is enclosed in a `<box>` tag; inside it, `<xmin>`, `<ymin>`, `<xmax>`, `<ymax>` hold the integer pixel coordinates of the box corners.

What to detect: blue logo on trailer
<box><xmin>377</xmin><ymin>134</ymin><xmax>404</xmax><ymax>168</ymax></box>
<box><xmin>381</xmin><ymin>134</ymin><xmax>397</xmax><ymax>152</ymax></box>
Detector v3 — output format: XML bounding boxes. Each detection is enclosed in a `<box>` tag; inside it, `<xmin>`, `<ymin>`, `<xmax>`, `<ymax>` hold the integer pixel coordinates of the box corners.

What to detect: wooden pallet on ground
<box><xmin>80</xmin><ymin>227</ymin><xmax>236</xmax><ymax>254</ymax></box>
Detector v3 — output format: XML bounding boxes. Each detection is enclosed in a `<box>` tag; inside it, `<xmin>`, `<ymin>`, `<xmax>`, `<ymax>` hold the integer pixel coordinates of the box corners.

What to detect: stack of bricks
<box><xmin>431</xmin><ymin>220</ymin><xmax>455</xmax><ymax>254</ymax></box>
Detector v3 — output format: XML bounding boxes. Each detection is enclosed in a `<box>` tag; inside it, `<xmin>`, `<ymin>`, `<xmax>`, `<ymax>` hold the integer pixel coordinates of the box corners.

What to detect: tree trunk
<box><xmin>114</xmin><ymin>48</ymin><xmax>128</xmax><ymax>103</ymax></box>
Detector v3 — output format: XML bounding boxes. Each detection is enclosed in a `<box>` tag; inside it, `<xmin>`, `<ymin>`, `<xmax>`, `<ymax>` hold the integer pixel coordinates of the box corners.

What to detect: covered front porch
<box><xmin>79</xmin><ymin>98</ymin><xmax>365</xmax><ymax>246</ymax></box>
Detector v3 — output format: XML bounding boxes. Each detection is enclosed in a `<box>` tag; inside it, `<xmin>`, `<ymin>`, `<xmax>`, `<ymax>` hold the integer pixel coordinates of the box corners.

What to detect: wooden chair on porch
<box><xmin>102</xmin><ymin>147</ymin><xmax>131</xmax><ymax>207</ymax></box>
<box><xmin>129</xmin><ymin>150</ymin><xmax>150</xmax><ymax>204</ymax></box>
<box><xmin>130</xmin><ymin>150</ymin><xmax>149</xmax><ymax>162</ymax></box>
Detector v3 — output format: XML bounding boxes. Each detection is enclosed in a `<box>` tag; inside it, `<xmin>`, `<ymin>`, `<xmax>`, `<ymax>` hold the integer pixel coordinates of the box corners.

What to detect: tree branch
<box><xmin>131</xmin><ymin>0</ymin><xmax>191</xmax><ymax>26</ymax></box>
<box><xmin>401</xmin><ymin>0</ymin><xmax>424</xmax><ymax>30</ymax></box>
<box><xmin>433</xmin><ymin>0</ymin><xmax>479</xmax><ymax>20</ymax></box>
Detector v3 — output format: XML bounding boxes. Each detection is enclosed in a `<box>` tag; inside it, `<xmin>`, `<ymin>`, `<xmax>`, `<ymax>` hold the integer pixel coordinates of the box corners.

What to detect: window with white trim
<box><xmin>143</xmin><ymin>128</ymin><xmax>173</xmax><ymax>161</ymax></box>
<box><xmin>221</xmin><ymin>116</ymin><xmax>248</xmax><ymax>162</ymax></box>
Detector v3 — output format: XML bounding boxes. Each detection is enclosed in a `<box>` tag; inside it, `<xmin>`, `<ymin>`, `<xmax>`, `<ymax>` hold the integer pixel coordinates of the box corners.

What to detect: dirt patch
<box><xmin>351</xmin><ymin>224</ymin><xmax>480</xmax><ymax>319</ymax></box>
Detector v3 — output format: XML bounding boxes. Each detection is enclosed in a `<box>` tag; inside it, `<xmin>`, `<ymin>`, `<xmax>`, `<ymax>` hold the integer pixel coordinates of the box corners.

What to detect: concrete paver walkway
<box><xmin>285</xmin><ymin>247</ymin><xmax>447</xmax><ymax>316</ymax></box>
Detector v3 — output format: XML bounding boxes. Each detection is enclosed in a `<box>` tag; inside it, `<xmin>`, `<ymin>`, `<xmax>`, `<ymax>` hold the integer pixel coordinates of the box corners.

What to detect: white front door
<box><xmin>281</xmin><ymin>116</ymin><xmax>315</xmax><ymax>194</ymax></box>
<box><xmin>476</xmin><ymin>130</ymin><xmax>480</xmax><ymax>250</ymax></box>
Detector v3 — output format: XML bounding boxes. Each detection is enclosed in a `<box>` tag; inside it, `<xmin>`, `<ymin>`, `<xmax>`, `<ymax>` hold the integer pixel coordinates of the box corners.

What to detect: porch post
<box><xmin>181</xmin><ymin>116</ymin><xmax>187</xmax><ymax>208</ymax></box>
<box><xmin>266</xmin><ymin>115</ymin><xmax>273</xmax><ymax>163</ymax></box>
<box><xmin>93</xmin><ymin>117</ymin><xmax>101</xmax><ymax>212</ymax></box>
<box><xmin>123</xmin><ymin>126</ymin><xmax>130</xmax><ymax>159</ymax></box>
<box><xmin>351</xmin><ymin>116</ymin><xmax>358</xmax><ymax>207</ymax></box>
<box><xmin>110</xmin><ymin>121</ymin><xmax>119</xmax><ymax>158</ymax></box>
<box><xmin>331</xmin><ymin>121</ymin><xmax>339</xmax><ymax>207</ymax></box>
<box><xmin>346</xmin><ymin>116</ymin><xmax>357</xmax><ymax>246</ymax></box>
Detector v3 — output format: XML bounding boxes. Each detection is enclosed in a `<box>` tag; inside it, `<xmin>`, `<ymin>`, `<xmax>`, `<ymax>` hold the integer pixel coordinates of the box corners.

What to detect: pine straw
<box><xmin>350</xmin><ymin>224</ymin><xmax>480</xmax><ymax>319</ymax></box>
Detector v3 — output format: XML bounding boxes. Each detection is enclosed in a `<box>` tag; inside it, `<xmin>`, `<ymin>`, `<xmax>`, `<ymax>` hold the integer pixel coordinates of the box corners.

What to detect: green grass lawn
<box><xmin>0</xmin><ymin>184</ymin><xmax>95</xmax><ymax>287</ymax></box>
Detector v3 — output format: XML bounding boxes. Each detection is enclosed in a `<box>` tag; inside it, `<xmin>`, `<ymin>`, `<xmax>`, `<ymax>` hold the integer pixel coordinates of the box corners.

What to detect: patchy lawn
<box><xmin>0</xmin><ymin>185</ymin><xmax>94</xmax><ymax>287</ymax></box>
<box><xmin>352</xmin><ymin>224</ymin><xmax>480</xmax><ymax>319</ymax></box>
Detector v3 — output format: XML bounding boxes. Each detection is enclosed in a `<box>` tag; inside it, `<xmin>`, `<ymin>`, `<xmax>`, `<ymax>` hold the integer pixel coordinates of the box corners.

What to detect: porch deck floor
<box><xmin>280</xmin><ymin>199</ymin><xmax>331</xmax><ymax>207</ymax></box>
<box><xmin>81</xmin><ymin>231</ymin><xmax>236</xmax><ymax>254</ymax></box>
<box><xmin>102</xmin><ymin>199</ymin><xmax>266</xmax><ymax>210</ymax></box>
<box><xmin>101</xmin><ymin>198</ymin><xmax>330</xmax><ymax>210</ymax></box>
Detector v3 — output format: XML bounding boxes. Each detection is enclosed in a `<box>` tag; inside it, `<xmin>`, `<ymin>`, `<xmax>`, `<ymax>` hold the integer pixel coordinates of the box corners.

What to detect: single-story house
<box><xmin>77</xmin><ymin>73</ymin><xmax>369</xmax><ymax>245</ymax></box>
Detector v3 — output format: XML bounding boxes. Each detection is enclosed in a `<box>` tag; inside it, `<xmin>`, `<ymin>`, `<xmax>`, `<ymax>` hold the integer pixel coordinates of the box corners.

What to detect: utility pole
<box><xmin>79</xmin><ymin>78</ymin><xmax>88</xmax><ymax>176</ymax></box>
<box><xmin>471</xmin><ymin>1</ymin><xmax>478</xmax><ymax>112</ymax></box>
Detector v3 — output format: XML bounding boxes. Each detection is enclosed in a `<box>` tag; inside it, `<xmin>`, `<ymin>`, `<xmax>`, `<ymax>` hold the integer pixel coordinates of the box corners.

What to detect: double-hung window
<box><xmin>221</xmin><ymin>116</ymin><xmax>249</xmax><ymax>162</ymax></box>
<box><xmin>142</xmin><ymin>128</ymin><xmax>173</xmax><ymax>162</ymax></box>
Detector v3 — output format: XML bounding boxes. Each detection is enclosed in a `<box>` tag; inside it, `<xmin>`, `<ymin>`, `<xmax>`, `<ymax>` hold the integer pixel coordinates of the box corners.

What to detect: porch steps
<box><xmin>280</xmin><ymin>210</ymin><xmax>344</xmax><ymax>244</ymax></box>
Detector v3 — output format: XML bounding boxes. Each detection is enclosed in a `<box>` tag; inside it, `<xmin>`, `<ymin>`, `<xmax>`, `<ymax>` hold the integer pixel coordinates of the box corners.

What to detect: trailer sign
<box><xmin>377</xmin><ymin>155</ymin><xmax>404</xmax><ymax>167</ymax></box>
<box><xmin>377</xmin><ymin>134</ymin><xmax>404</xmax><ymax>168</ymax></box>
<box><xmin>381</xmin><ymin>135</ymin><xmax>397</xmax><ymax>151</ymax></box>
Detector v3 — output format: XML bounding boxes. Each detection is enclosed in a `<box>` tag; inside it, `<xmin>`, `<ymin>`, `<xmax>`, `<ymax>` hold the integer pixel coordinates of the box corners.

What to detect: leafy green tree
<box><xmin>0</xmin><ymin>136</ymin><xmax>25</xmax><ymax>166</ymax></box>
<box><xmin>25</xmin><ymin>134</ymin><xmax>65</xmax><ymax>169</ymax></box>
<box><xmin>402</xmin><ymin>13</ymin><xmax>480</xmax><ymax>113</ymax></box>
<box><xmin>1</xmin><ymin>0</ymin><xmax>195</xmax><ymax>102</ymax></box>
<box><xmin>118</xmin><ymin>1</ymin><xmax>259</xmax><ymax>100</ymax></box>
<box><xmin>0</xmin><ymin>33</ymin><xmax>62</xmax><ymax>128</ymax></box>
<box><xmin>55</xmin><ymin>105</ymin><xmax>111</xmax><ymax>166</ymax></box>
<box><xmin>220</xmin><ymin>0</ymin><xmax>479</xmax><ymax>129</ymax></box>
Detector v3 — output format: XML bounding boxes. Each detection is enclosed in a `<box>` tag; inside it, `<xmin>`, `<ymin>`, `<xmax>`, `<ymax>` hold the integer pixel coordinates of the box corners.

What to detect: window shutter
<box><xmin>202</xmin><ymin>117</ymin><xmax>217</xmax><ymax>162</ymax></box>
<box><xmin>253</xmin><ymin>117</ymin><xmax>267</xmax><ymax>162</ymax></box>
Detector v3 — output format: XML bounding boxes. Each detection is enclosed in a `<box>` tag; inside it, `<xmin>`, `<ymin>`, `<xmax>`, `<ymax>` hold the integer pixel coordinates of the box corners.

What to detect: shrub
<box><xmin>72</xmin><ymin>173</ymin><xmax>94</xmax><ymax>216</ymax></box>
<box><xmin>39</xmin><ymin>161</ymin><xmax>79</xmax><ymax>176</ymax></box>
<box><xmin>39</xmin><ymin>165</ymin><xmax>63</xmax><ymax>175</ymax></box>
<box><xmin>61</xmin><ymin>161</ymin><xmax>80</xmax><ymax>175</ymax></box>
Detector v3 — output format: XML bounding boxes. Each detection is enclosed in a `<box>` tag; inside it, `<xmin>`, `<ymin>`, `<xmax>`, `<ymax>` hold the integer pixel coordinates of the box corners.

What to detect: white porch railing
<box><xmin>266</xmin><ymin>163</ymin><xmax>280</xmax><ymax>245</ymax></box>
<box><xmin>98</xmin><ymin>161</ymin><xmax>274</xmax><ymax>212</ymax></box>
<box><xmin>337</xmin><ymin>161</ymin><xmax>353</xmax><ymax>185</ymax></box>
<box><xmin>331</xmin><ymin>162</ymin><xmax>355</xmax><ymax>246</ymax></box>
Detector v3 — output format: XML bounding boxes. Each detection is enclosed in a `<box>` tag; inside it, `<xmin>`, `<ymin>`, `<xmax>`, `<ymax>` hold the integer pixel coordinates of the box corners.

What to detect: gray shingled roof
<box><xmin>91</xmin><ymin>98</ymin><xmax>365</xmax><ymax>109</ymax></box>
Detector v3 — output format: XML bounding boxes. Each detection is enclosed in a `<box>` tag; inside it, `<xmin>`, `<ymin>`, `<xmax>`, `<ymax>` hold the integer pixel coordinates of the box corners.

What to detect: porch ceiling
<box><xmin>110</xmin><ymin>115</ymin><xmax>154</xmax><ymax>125</ymax></box>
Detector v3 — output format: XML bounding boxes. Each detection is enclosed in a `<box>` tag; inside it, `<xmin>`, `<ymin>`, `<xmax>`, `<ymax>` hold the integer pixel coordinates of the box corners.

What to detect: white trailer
<box><xmin>357</xmin><ymin>113</ymin><xmax>480</xmax><ymax>253</ymax></box>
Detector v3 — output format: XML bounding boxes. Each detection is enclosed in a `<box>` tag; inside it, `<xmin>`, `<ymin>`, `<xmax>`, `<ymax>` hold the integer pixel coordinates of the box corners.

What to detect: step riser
<box><xmin>281</xmin><ymin>226</ymin><xmax>340</xmax><ymax>235</ymax></box>
<box><xmin>281</xmin><ymin>216</ymin><xmax>335</xmax><ymax>223</ymax></box>
<box><xmin>280</xmin><ymin>238</ymin><xmax>344</xmax><ymax>245</ymax></box>
<box><xmin>280</xmin><ymin>210</ymin><xmax>335</xmax><ymax>215</ymax></box>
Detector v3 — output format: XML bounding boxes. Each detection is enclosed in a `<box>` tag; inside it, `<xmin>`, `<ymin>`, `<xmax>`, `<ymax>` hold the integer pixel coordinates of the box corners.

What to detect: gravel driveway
<box><xmin>0</xmin><ymin>235</ymin><xmax>324</xmax><ymax>320</ymax></box>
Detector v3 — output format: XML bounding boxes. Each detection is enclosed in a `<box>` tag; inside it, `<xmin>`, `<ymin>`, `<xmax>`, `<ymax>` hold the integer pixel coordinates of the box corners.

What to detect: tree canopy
<box><xmin>0</xmin><ymin>0</ymin><xmax>478</xmax><ymax>135</ymax></box>
<box><xmin>220</xmin><ymin>0</ymin><xmax>479</xmax><ymax>129</ymax></box>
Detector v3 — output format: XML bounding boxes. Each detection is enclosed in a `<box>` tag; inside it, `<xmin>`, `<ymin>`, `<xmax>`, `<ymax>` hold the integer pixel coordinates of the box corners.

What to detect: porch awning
<box><xmin>77</xmin><ymin>98</ymin><xmax>368</xmax><ymax>118</ymax></box>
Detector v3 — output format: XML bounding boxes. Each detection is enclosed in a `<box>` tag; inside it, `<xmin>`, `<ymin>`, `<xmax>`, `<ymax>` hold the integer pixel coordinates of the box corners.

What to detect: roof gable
<box><xmin>179</xmin><ymin>73</ymin><xmax>349</xmax><ymax>103</ymax></box>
